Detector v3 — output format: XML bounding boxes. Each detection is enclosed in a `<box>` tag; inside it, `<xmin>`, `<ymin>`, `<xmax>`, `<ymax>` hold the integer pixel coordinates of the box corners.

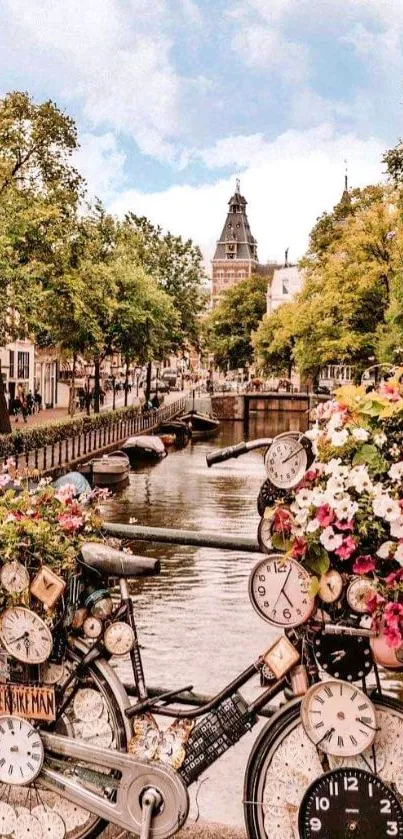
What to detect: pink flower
<box><xmin>272</xmin><ymin>507</ymin><xmax>292</xmax><ymax>535</ymax></box>
<box><xmin>335</xmin><ymin>518</ymin><xmax>354</xmax><ymax>531</ymax></box>
<box><xmin>58</xmin><ymin>513</ymin><xmax>84</xmax><ymax>533</ymax></box>
<box><xmin>367</xmin><ymin>593</ymin><xmax>386</xmax><ymax>614</ymax></box>
<box><xmin>379</xmin><ymin>383</ymin><xmax>400</xmax><ymax>402</ymax></box>
<box><xmin>384</xmin><ymin>601</ymin><xmax>403</xmax><ymax>624</ymax></box>
<box><xmin>296</xmin><ymin>469</ymin><xmax>320</xmax><ymax>490</ymax></box>
<box><xmin>353</xmin><ymin>555</ymin><xmax>375</xmax><ymax>574</ymax></box>
<box><xmin>383</xmin><ymin>624</ymin><xmax>403</xmax><ymax>648</ymax></box>
<box><xmin>291</xmin><ymin>537</ymin><xmax>308</xmax><ymax>559</ymax></box>
<box><xmin>0</xmin><ymin>474</ymin><xmax>12</xmax><ymax>489</ymax></box>
<box><xmin>316</xmin><ymin>504</ymin><xmax>335</xmax><ymax>528</ymax></box>
<box><xmin>335</xmin><ymin>535</ymin><xmax>357</xmax><ymax>560</ymax></box>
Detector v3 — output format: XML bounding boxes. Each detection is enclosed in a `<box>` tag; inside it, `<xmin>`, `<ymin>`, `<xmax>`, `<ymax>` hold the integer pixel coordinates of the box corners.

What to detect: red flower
<box><xmin>316</xmin><ymin>504</ymin><xmax>334</xmax><ymax>528</ymax></box>
<box><xmin>335</xmin><ymin>535</ymin><xmax>356</xmax><ymax>560</ymax></box>
<box><xmin>367</xmin><ymin>593</ymin><xmax>386</xmax><ymax>614</ymax></box>
<box><xmin>383</xmin><ymin>624</ymin><xmax>403</xmax><ymax>648</ymax></box>
<box><xmin>335</xmin><ymin>518</ymin><xmax>354</xmax><ymax>531</ymax></box>
<box><xmin>384</xmin><ymin>568</ymin><xmax>403</xmax><ymax>588</ymax></box>
<box><xmin>272</xmin><ymin>507</ymin><xmax>292</xmax><ymax>535</ymax></box>
<box><xmin>352</xmin><ymin>555</ymin><xmax>375</xmax><ymax>575</ymax></box>
<box><xmin>296</xmin><ymin>469</ymin><xmax>319</xmax><ymax>490</ymax></box>
<box><xmin>291</xmin><ymin>537</ymin><xmax>308</xmax><ymax>559</ymax></box>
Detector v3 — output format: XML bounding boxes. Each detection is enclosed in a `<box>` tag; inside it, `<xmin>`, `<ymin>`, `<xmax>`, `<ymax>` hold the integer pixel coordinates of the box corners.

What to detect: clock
<box><xmin>300</xmin><ymin>680</ymin><xmax>377</xmax><ymax>757</ymax></box>
<box><xmin>82</xmin><ymin>615</ymin><xmax>103</xmax><ymax>639</ymax></box>
<box><xmin>104</xmin><ymin>622</ymin><xmax>135</xmax><ymax>656</ymax></box>
<box><xmin>249</xmin><ymin>554</ymin><xmax>315</xmax><ymax>627</ymax></box>
<box><xmin>0</xmin><ymin>561</ymin><xmax>29</xmax><ymax>594</ymax></box>
<box><xmin>264</xmin><ymin>432</ymin><xmax>314</xmax><ymax>489</ymax></box>
<box><xmin>0</xmin><ymin>716</ymin><xmax>44</xmax><ymax>784</ymax></box>
<box><xmin>318</xmin><ymin>570</ymin><xmax>343</xmax><ymax>604</ymax></box>
<box><xmin>347</xmin><ymin>577</ymin><xmax>377</xmax><ymax>614</ymax></box>
<box><xmin>262</xmin><ymin>635</ymin><xmax>300</xmax><ymax>679</ymax></box>
<box><xmin>313</xmin><ymin>630</ymin><xmax>372</xmax><ymax>681</ymax></box>
<box><xmin>30</xmin><ymin>565</ymin><xmax>66</xmax><ymax>609</ymax></box>
<box><xmin>0</xmin><ymin>606</ymin><xmax>53</xmax><ymax>664</ymax></box>
<box><xmin>257</xmin><ymin>515</ymin><xmax>273</xmax><ymax>553</ymax></box>
<box><xmin>298</xmin><ymin>768</ymin><xmax>403</xmax><ymax>838</ymax></box>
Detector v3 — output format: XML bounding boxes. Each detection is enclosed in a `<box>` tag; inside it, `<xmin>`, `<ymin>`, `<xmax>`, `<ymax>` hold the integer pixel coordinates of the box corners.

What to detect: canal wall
<box><xmin>212</xmin><ymin>392</ymin><xmax>316</xmax><ymax>420</ymax></box>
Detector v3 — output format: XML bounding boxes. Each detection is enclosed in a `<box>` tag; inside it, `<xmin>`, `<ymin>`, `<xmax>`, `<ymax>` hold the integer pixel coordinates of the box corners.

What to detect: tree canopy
<box><xmin>205</xmin><ymin>274</ymin><xmax>268</xmax><ymax>370</ymax></box>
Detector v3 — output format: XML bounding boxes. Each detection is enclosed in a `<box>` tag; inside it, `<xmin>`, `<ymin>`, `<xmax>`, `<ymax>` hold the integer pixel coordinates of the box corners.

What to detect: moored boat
<box><xmin>123</xmin><ymin>435</ymin><xmax>166</xmax><ymax>465</ymax></box>
<box><xmin>180</xmin><ymin>410</ymin><xmax>220</xmax><ymax>440</ymax></box>
<box><xmin>158</xmin><ymin>419</ymin><xmax>191</xmax><ymax>448</ymax></box>
<box><xmin>86</xmin><ymin>451</ymin><xmax>130</xmax><ymax>488</ymax></box>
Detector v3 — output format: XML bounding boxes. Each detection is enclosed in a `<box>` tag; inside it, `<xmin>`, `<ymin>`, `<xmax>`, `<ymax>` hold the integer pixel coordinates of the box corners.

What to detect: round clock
<box><xmin>83</xmin><ymin>615</ymin><xmax>103</xmax><ymax>639</ymax></box>
<box><xmin>249</xmin><ymin>554</ymin><xmax>315</xmax><ymax>627</ymax></box>
<box><xmin>257</xmin><ymin>515</ymin><xmax>273</xmax><ymax>553</ymax></box>
<box><xmin>0</xmin><ymin>716</ymin><xmax>44</xmax><ymax>784</ymax></box>
<box><xmin>313</xmin><ymin>631</ymin><xmax>372</xmax><ymax>681</ymax></box>
<box><xmin>0</xmin><ymin>606</ymin><xmax>53</xmax><ymax>664</ymax></box>
<box><xmin>347</xmin><ymin>577</ymin><xmax>376</xmax><ymax>614</ymax></box>
<box><xmin>104</xmin><ymin>621</ymin><xmax>135</xmax><ymax>656</ymax></box>
<box><xmin>318</xmin><ymin>570</ymin><xmax>343</xmax><ymax>604</ymax></box>
<box><xmin>264</xmin><ymin>432</ymin><xmax>314</xmax><ymax>490</ymax></box>
<box><xmin>300</xmin><ymin>680</ymin><xmax>377</xmax><ymax>757</ymax></box>
<box><xmin>299</xmin><ymin>768</ymin><xmax>403</xmax><ymax>838</ymax></box>
<box><xmin>0</xmin><ymin>561</ymin><xmax>29</xmax><ymax>594</ymax></box>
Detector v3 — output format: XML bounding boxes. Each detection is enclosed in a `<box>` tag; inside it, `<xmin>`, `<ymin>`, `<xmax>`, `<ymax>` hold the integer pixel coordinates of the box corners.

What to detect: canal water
<box><xmin>101</xmin><ymin>412</ymin><xmax>307</xmax><ymax>828</ymax></box>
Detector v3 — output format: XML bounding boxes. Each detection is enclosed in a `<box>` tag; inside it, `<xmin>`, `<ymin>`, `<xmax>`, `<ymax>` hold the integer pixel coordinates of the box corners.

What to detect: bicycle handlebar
<box><xmin>206</xmin><ymin>438</ymin><xmax>273</xmax><ymax>467</ymax></box>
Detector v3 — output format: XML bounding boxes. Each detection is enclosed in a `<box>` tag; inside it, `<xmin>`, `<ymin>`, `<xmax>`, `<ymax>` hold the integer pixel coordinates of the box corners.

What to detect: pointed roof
<box><xmin>338</xmin><ymin>168</ymin><xmax>352</xmax><ymax>218</ymax></box>
<box><xmin>213</xmin><ymin>180</ymin><xmax>258</xmax><ymax>262</ymax></box>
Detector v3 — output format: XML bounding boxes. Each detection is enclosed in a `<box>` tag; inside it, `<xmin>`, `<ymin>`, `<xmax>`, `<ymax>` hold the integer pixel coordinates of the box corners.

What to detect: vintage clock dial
<box><xmin>0</xmin><ymin>716</ymin><xmax>44</xmax><ymax>784</ymax></box>
<box><xmin>0</xmin><ymin>561</ymin><xmax>29</xmax><ymax>594</ymax></box>
<box><xmin>318</xmin><ymin>570</ymin><xmax>343</xmax><ymax>604</ymax></box>
<box><xmin>347</xmin><ymin>577</ymin><xmax>377</xmax><ymax>614</ymax></box>
<box><xmin>299</xmin><ymin>768</ymin><xmax>403</xmax><ymax>839</ymax></box>
<box><xmin>82</xmin><ymin>615</ymin><xmax>103</xmax><ymax>639</ymax></box>
<box><xmin>104</xmin><ymin>621</ymin><xmax>135</xmax><ymax>656</ymax></box>
<box><xmin>257</xmin><ymin>515</ymin><xmax>273</xmax><ymax>553</ymax></box>
<box><xmin>249</xmin><ymin>554</ymin><xmax>315</xmax><ymax>627</ymax></box>
<box><xmin>313</xmin><ymin>631</ymin><xmax>372</xmax><ymax>681</ymax></box>
<box><xmin>264</xmin><ymin>432</ymin><xmax>314</xmax><ymax>490</ymax></box>
<box><xmin>0</xmin><ymin>606</ymin><xmax>53</xmax><ymax>664</ymax></box>
<box><xmin>300</xmin><ymin>680</ymin><xmax>377</xmax><ymax>757</ymax></box>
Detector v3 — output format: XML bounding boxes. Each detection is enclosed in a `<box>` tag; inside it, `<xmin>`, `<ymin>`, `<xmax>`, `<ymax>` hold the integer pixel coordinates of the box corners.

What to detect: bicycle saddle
<box><xmin>80</xmin><ymin>542</ymin><xmax>160</xmax><ymax>577</ymax></box>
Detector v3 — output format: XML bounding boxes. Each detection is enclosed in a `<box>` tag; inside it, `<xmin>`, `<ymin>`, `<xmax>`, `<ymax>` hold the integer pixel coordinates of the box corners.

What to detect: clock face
<box><xmin>0</xmin><ymin>562</ymin><xmax>29</xmax><ymax>594</ymax></box>
<box><xmin>263</xmin><ymin>635</ymin><xmax>300</xmax><ymax>679</ymax></box>
<box><xmin>257</xmin><ymin>515</ymin><xmax>273</xmax><ymax>553</ymax></box>
<box><xmin>300</xmin><ymin>680</ymin><xmax>377</xmax><ymax>757</ymax></box>
<box><xmin>104</xmin><ymin>622</ymin><xmax>135</xmax><ymax>656</ymax></box>
<box><xmin>249</xmin><ymin>555</ymin><xmax>315</xmax><ymax>627</ymax></box>
<box><xmin>83</xmin><ymin>615</ymin><xmax>103</xmax><ymax>639</ymax></box>
<box><xmin>0</xmin><ymin>607</ymin><xmax>53</xmax><ymax>664</ymax></box>
<box><xmin>299</xmin><ymin>768</ymin><xmax>403</xmax><ymax>839</ymax></box>
<box><xmin>318</xmin><ymin>570</ymin><xmax>344</xmax><ymax>604</ymax></box>
<box><xmin>347</xmin><ymin>577</ymin><xmax>376</xmax><ymax>614</ymax></box>
<box><xmin>0</xmin><ymin>716</ymin><xmax>44</xmax><ymax>785</ymax></box>
<box><xmin>313</xmin><ymin>631</ymin><xmax>372</xmax><ymax>681</ymax></box>
<box><xmin>264</xmin><ymin>433</ymin><xmax>312</xmax><ymax>489</ymax></box>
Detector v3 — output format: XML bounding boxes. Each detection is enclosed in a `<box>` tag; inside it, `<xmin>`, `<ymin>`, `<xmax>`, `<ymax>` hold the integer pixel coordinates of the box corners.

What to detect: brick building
<box><xmin>211</xmin><ymin>180</ymin><xmax>278</xmax><ymax>304</ymax></box>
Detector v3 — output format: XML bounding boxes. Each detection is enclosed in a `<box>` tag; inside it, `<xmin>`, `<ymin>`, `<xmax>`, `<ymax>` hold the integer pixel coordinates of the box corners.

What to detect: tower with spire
<box><xmin>211</xmin><ymin>180</ymin><xmax>259</xmax><ymax>301</ymax></box>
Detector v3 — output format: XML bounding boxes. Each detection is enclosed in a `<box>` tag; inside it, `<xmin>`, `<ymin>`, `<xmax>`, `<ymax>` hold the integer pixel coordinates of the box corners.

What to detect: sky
<box><xmin>0</xmin><ymin>0</ymin><xmax>402</xmax><ymax>267</ymax></box>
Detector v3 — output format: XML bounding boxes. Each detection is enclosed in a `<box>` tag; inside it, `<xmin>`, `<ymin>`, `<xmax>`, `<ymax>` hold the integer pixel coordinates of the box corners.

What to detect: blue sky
<box><xmin>0</xmin><ymin>0</ymin><xmax>402</xmax><ymax>265</ymax></box>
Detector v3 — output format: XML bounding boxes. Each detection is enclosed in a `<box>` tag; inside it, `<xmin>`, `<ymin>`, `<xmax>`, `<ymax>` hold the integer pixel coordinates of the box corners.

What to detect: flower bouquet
<box><xmin>265</xmin><ymin>373</ymin><xmax>403</xmax><ymax>653</ymax></box>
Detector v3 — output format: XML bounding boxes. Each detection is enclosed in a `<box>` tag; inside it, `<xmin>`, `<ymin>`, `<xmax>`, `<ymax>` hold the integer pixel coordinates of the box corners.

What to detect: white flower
<box><xmin>329</xmin><ymin>429</ymin><xmax>349</xmax><ymax>448</ymax></box>
<box><xmin>346</xmin><ymin>466</ymin><xmax>373</xmax><ymax>494</ymax></box>
<box><xmin>390</xmin><ymin>517</ymin><xmax>403</xmax><ymax>539</ymax></box>
<box><xmin>305</xmin><ymin>425</ymin><xmax>320</xmax><ymax>441</ymax></box>
<box><xmin>374</xmin><ymin>432</ymin><xmax>387</xmax><ymax>448</ymax></box>
<box><xmin>327</xmin><ymin>412</ymin><xmax>344</xmax><ymax>433</ymax></box>
<box><xmin>293</xmin><ymin>508</ymin><xmax>309</xmax><ymax>526</ymax></box>
<box><xmin>324</xmin><ymin>458</ymin><xmax>343</xmax><ymax>475</ymax></box>
<box><xmin>326</xmin><ymin>476</ymin><xmax>346</xmax><ymax>497</ymax></box>
<box><xmin>377</xmin><ymin>541</ymin><xmax>395</xmax><ymax>559</ymax></box>
<box><xmin>320</xmin><ymin>526</ymin><xmax>343</xmax><ymax>551</ymax></box>
<box><xmin>351</xmin><ymin>427</ymin><xmax>369</xmax><ymax>442</ymax></box>
<box><xmin>388</xmin><ymin>462</ymin><xmax>403</xmax><ymax>482</ymax></box>
<box><xmin>334</xmin><ymin>497</ymin><xmax>359</xmax><ymax>520</ymax></box>
<box><xmin>373</xmin><ymin>493</ymin><xmax>401</xmax><ymax>522</ymax></box>
<box><xmin>395</xmin><ymin>543</ymin><xmax>403</xmax><ymax>564</ymax></box>
<box><xmin>311</xmin><ymin>488</ymin><xmax>328</xmax><ymax>507</ymax></box>
<box><xmin>295</xmin><ymin>488</ymin><xmax>313</xmax><ymax>509</ymax></box>
<box><xmin>306</xmin><ymin>518</ymin><xmax>320</xmax><ymax>533</ymax></box>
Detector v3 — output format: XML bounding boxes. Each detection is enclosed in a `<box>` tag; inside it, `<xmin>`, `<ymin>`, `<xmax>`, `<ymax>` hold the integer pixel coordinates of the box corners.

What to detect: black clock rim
<box><xmin>298</xmin><ymin>766</ymin><xmax>403</xmax><ymax>838</ymax></box>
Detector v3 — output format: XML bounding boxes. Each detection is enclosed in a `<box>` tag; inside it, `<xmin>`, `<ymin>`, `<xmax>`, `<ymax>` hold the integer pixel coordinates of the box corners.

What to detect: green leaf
<box><xmin>352</xmin><ymin>443</ymin><xmax>388</xmax><ymax>474</ymax></box>
<box><xmin>309</xmin><ymin>576</ymin><xmax>320</xmax><ymax>597</ymax></box>
<box><xmin>305</xmin><ymin>545</ymin><xmax>330</xmax><ymax>576</ymax></box>
<box><xmin>271</xmin><ymin>532</ymin><xmax>292</xmax><ymax>553</ymax></box>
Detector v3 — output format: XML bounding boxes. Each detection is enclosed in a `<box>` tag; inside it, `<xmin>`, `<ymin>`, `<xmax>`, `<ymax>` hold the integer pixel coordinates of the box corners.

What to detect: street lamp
<box><xmin>83</xmin><ymin>363</ymin><xmax>94</xmax><ymax>415</ymax></box>
<box><xmin>110</xmin><ymin>364</ymin><xmax>119</xmax><ymax>411</ymax></box>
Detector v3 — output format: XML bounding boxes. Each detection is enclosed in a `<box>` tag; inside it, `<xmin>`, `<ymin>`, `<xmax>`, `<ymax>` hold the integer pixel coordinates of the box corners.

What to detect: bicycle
<box><xmin>0</xmin><ymin>433</ymin><xmax>403</xmax><ymax>839</ymax></box>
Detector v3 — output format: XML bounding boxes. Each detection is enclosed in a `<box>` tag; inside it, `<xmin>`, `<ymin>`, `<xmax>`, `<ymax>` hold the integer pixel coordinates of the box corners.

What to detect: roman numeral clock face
<box><xmin>0</xmin><ymin>716</ymin><xmax>44</xmax><ymax>785</ymax></box>
<box><xmin>300</xmin><ymin>680</ymin><xmax>377</xmax><ymax>757</ymax></box>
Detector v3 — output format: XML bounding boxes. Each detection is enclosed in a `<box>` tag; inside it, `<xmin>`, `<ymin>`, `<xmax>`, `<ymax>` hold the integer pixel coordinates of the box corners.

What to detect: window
<box><xmin>238</xmin><ymin>270</ymin><xmax>246</xmax><ymax>278</ymax></box>
<box><xmin>17</xmin><ymin>351</ymin><xmax>30</xmax><ymax>380</ymax></box>
<box><xmin>227</xmin><ymin>270</ymin><xmax>235</xmax><ymax>279</ymax></box>
<box><xmin>282</xmin><ymin>278</ymin><xmax>289</xmax><ymax>295</ymax></box>
<box><xmin>9</xmin><ymin>350</ymin><xmax>14</xmax><ymax>378</ymax></box>
<box><xmin>226</xmin><ymin>253</ymin><xmax>235</xmax><ymax>259</ymax></box>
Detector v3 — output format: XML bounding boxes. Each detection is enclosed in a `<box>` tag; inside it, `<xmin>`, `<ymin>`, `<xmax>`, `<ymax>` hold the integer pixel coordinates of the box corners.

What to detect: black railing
<box><xmin>8</xmin><ymin>396</ymin><xmax>189</xmax><ymax>477</ymax></box>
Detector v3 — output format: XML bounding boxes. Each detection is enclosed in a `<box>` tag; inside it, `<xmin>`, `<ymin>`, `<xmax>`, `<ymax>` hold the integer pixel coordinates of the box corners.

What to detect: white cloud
<box><xmin>108</xmin><ymin>124</ymin><xmax>384</xmax><ymax>269</ymax></box>
<box><xmin>75</xmin><ymin>133</ymin><xmax>127</xmax><ymax>200</ymax></box>
<box><xmin>232</xmin><ymin>23</ymin><xmax>310</xmax><ymax>80</ymax></box>
<box><xmin>179</xmin><ymin>0</ymin><xmax>202</xmax><ymax>25</ymax></box>
<box><xmin>4</xmin><ymin>0</ymin><xmax>180</xmax><ymax>161</ymax></box>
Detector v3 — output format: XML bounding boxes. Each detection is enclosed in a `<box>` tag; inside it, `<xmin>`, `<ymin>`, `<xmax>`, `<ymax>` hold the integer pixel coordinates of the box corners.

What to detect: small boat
<box><xmin>123</xmin><ymin>435</ymin><xmax>166</xmax><ymax>465</ymax></box>
<box><xmin>158</xmin><ymin>420</ymin><xmax>191</xmax><ymax>448</ymax></box>
<box><xmin>159</xmin><ymin>433</ymin><xmax>176</xmax><ymax>447</ymax></box>
<box><xmin>180</xmin><ymin>410</ymin><xmax>220</xmax><ymax>441</ymax></box>
<box><xmin>82</xmin><ymin>451</ymin><xmax>130</xmax><ymax>489</ymax></box>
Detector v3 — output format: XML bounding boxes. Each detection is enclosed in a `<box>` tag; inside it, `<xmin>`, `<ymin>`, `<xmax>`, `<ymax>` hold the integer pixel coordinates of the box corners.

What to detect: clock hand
<box><xmin>282</xmin><ymin>446</ymin><xmax>305</xmax><ymax>464</ymax></box>
<box><xmin>316</xmin><ymin>726</ymin><xmax>335</xmax><ymax>746</ymax></box>
<box><xmin>355</xmin><ymin>718</ymin><xmax>380</xmax><ymax>732</ymax></box>
<box><xmin>282</xmin><ymin>589</ymin><xmax>294</xmax><ymax>608</ymax></box>
<box><xmin>273</xmin><ymin>567</ymin><xmax>292</xmax><ymax>608</ymax></box>
<box><xmin>9</xmin><ymin>632</ymin><xmax>29</xmax><ymax>644</ymax></box>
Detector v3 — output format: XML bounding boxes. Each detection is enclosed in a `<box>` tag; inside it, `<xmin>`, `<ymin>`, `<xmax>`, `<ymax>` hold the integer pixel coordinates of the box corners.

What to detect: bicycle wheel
<box><xmin>244</xmin><ymin>693</ymin><xmax>403</xmax><ymax>839</ymax></box>
<box><xmin>0</xmin><ymin>649</ymin><xmax>128</xmax><ymax>839</ymax></box>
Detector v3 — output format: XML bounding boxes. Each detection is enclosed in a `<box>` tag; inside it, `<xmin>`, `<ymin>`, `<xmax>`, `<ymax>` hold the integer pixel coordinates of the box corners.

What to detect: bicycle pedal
<box><xmin>140</xmin><ymin>788</ymin><xmax>162</xmax><ymax>839</ymax></box>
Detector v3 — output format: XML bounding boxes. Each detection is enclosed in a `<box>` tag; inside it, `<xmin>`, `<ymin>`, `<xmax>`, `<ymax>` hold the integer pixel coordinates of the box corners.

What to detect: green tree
<box><xmin>253</xmin><ymin>302</ymin><xmax>295</xmax><ymax>376</ymax></box>
<box><xmin>205</xmin><ymin>274</ymin><xmax>268</xmax><ymax>370</ymax></box>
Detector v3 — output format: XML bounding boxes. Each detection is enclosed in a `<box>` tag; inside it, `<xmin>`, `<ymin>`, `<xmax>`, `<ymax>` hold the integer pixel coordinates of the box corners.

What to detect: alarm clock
<box><xmin>264</xmin><ymin>432</ymin><xmax>315</xmax><ymax>490</ymax></box>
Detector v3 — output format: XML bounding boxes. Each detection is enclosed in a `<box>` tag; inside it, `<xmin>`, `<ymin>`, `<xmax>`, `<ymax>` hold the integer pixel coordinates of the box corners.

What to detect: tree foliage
<box><xmin>205</xmin><ymin>274</ymin><xmax>268</xmax><ymax>369</ymax></box>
